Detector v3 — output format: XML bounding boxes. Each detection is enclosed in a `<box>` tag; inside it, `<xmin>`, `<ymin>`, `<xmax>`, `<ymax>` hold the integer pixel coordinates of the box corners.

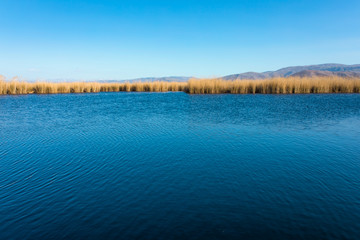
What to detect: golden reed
<box><xmin>0</xmin><ymin>80</ymin><xmax>187</xmax><ymax>95</ymax></box>
<box><xmin>1</xmin><ymin>76</ymin><xmax>360</xmax><ymax>95</ymax></box>
<box><xmin>187</xmin><ymin>77</ymin><xmax>360</xmax><ymax>94</ymax></box>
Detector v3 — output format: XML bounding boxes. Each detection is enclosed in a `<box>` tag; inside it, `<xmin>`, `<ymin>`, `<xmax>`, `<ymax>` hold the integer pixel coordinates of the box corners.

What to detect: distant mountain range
<box><xmin>100</xmin><ymin>64</ymin><xmax>360</xmax><ymax>83</ymax></box>
<box><xmin>2</xmin><ymin>64</ymin><xmax>360</xmax><ymax>82</ymax></box>
<box><xmin>223</xmin><ymin>64</ymin><xmax>360</xmax><ymax>80</ymax></box>
<box><xmin>290</xmin><ymin>70</ymin><xmax>360</xmax><ymax>78</ymax></box>
<box><xmin>99</xmin><ymin>76</ymin><xmax>192</xmax><ymax>83</ymax></box>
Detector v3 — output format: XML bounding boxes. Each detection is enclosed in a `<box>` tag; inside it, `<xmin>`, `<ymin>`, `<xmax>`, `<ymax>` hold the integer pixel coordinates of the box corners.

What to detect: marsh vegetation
<box><xmin>1</xmin><ymin>77</ymin><xmax>360</xmax><ymax>95</ymax></box>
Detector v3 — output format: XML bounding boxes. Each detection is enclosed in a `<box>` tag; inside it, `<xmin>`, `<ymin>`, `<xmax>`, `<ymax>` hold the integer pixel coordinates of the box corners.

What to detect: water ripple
<box><xmin>0</xmin><ymin>93</ymin><xmax>360</xmax><ymax>239</ymax></box>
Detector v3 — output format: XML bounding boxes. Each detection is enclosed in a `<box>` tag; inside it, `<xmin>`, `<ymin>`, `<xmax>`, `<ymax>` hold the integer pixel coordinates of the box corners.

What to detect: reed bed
<box><xmin>0</xmin><ymin>80</ymin><xmax>187</xmax><ymax>95</ymax></box>
<box><xmin>1</xmin><ymin>76</ymin><xmax>360</xmax><ymax>95</ymax></box>
<box><xmin>187</xmin><ymin>77</ymin><xmax>360</xmax><ymax>94</ymax></box>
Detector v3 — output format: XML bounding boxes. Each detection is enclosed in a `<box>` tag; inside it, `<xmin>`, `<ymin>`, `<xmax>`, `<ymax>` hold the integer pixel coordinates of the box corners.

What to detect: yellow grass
<box><xmin>1</xmin><ymin>76</ymin><xmax>360</xmax><ymax>95</ymax></box>
<box><xmin>0</xmin><ymin>80</ymin><xmax>187</xmax><ymax>95</ymax></box>
<box><xmin>187</xmin><ymin>77</ymin><xmax>360</xmax><ymax>94</ymax></box>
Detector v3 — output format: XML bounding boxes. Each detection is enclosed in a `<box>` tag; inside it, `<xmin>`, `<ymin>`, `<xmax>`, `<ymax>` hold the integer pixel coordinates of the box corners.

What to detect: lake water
<box><xmin>0</xmin><ymin>92</ymin><xmax>360</xmax><ymax>239</ymax></box>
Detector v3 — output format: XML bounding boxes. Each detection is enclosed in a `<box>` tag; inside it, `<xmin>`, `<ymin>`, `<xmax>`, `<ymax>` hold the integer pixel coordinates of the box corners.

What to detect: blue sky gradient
<box><xmin>1</xmin><ymin>0</ymin><xmax>360</xmax><ymax>81</ymax></box>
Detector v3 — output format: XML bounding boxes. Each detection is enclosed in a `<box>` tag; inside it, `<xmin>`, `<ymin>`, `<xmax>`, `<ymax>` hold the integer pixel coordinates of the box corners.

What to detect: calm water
<box><xmin>0</xmin><ymin>93</ymin><xmax>360</xmax><ymax>239</ymax></box>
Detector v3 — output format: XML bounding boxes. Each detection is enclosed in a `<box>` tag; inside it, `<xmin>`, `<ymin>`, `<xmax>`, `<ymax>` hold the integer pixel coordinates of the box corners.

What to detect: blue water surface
<box><xmin>0</xmin><ymin>93</ymin><xmax>360</xmax><ymax>239</ymax></box>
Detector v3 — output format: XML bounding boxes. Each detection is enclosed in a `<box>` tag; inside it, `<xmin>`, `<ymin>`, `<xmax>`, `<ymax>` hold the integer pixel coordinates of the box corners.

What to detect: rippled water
<box><xmin>1</xmin><ymin>93</ymin><xmax>360</xmax><ymax>239</ymax></box>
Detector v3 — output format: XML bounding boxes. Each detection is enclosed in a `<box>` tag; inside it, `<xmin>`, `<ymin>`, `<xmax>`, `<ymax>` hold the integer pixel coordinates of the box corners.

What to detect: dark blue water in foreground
<box><xmin>0</xmin><ymin>93</ymin><xmax>360</xmax><ymax>239</ymax></box>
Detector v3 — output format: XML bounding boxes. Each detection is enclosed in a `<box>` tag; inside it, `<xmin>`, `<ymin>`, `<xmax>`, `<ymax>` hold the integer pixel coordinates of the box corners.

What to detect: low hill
<box><xmin>223</xmin><ymin>64</ymin><xmax>360</xmax><ymax>80</ymax></box>
<box><xmin>290</xmin><ymin>70</ymin><xmax>360</xmax><ymax>78</ymax></box>
<box><xmin>99</xmin><ymin>76</ymin><xmax>192</xmax><ymax>83</ymax></box>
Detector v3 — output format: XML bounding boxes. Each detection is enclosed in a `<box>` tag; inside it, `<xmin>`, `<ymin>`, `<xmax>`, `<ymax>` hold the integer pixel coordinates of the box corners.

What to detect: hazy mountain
<box><xmin>290</xmin><ymin>70</ymin><xmax>360</xmax><ymax>78</ymax></box>
<box><xmin>3</xmin><ymin>64</ymin><xmax>360</xmax><ymax>83</ymax></box>
<box><xmin>99</xmin><ymin>76</ymin><xmax>192</xmax><ymax>83</ymax></box>
<box><xmin>223</xmin><ymin>64</ymin><xmax>360</xmax><ymax>80</ymax></box>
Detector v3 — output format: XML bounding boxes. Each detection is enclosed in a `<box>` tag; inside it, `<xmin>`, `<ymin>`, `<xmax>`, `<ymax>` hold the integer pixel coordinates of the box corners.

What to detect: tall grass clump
<box><xmin>0</xmin><ymin>80</ymin><xmax>187</xmax><ymax>95</ymax></box>
<box><xmin>187</xmin><ymin>77</ymin><xmax>360</xmax><ymax>94</ymax></box>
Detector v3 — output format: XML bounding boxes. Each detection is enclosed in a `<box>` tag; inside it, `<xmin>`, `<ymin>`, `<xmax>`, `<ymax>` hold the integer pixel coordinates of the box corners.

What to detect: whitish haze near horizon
<box><xmin>0</xmin><ymin>0</ymin><xmax>360</xmax><ymax>81</ymax></box>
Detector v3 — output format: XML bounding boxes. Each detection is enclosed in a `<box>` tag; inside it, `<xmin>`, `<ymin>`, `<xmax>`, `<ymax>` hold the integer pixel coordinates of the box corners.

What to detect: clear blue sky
<box><xmin>1</xmin><ymin>0</ymin><xmax>360</xmax><ymax>81</ymax></box>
